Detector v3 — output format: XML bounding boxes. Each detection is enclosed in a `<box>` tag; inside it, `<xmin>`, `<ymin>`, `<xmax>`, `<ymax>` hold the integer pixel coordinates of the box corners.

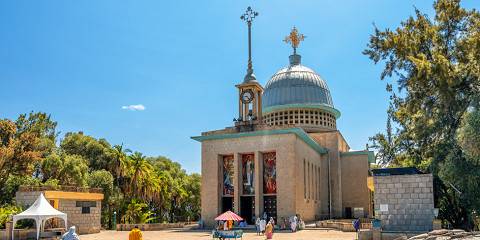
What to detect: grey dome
<box><xmin>263</xmin><ymin>55</ymin><xmax>334</xmax><ymax>111</ymax></box>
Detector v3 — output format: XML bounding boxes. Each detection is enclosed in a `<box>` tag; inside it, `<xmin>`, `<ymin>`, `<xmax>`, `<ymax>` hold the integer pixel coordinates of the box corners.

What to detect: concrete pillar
<box><xmin>233</xmin><ymin>153</ymin><xmax>241</xmax><ymax>214</ymax></box>
<box><xmin>254</xmin><ymin>151</ymin><xmax>263</xmax><ymax>218</ymax></box>
<box><xmin>6</xmin><ymin>221</ymin><xmax>13</xmax><ymax>240</ymax></box>
<box><xmin>238</xmin><ymin>89</ymin><xmax>242</xmax><ymax>120</ymax></box>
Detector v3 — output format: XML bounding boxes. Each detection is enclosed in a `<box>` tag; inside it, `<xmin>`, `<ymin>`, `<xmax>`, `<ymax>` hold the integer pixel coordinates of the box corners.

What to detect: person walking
<box><xmin>260</xmin><ymin>218</ymin><xmax>266</xmax><ymax>235</ymax></box>
<box><xmin>269</xmin><ymin>217</ymin><xmax>275</xmax><ymax>227</ymax></box>
<box><xmin>265</xmin><ymin>221</ymin><xmax>274</xmax><ymax>239</ymax></box>
<box><xmin>255</xmin><ymin>217</ymin><xmax>261</xmax><ymax>235</ymax></box>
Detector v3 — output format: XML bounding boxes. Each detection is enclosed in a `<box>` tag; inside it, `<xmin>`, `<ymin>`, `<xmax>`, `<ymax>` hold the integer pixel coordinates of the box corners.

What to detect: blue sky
<box><xmin>1</xmin><ymin>1</ymin><xmax>477</xmax><ymax>173</ymax></box>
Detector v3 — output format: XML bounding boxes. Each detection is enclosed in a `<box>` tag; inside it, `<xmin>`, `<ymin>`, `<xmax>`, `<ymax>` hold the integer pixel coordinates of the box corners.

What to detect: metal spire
<box><xmin>240</xmin><ymin>6</ymin><xmax>259</xmax><ymax>83</ymax></box>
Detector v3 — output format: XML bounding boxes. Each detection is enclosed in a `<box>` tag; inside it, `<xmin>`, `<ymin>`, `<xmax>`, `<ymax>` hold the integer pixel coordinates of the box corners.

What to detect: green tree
<box><xmin>0</xmin><ymin>112</ymin><xmax>201</xmax><ymax>225</ymax></box>
<box><xmin>88</xmin><ymin>170</ymin><xmax>114</xmax><ymax>228</ymax></box>
<box><xmin>15</xmin><ymin>112</ymin><xmax>57</xmax><ymax>157</ymax></box>
<box><xmin>0</xmin><ymin>112</ymin><xmax>57</xmax><ymax>203</ymax></box>
<box><xmin>457</xmin><ymin>109</ymin><xmax>480</xmax><ymax>160</ymax></box>
<box><xmin>58</xmin><ymin>154</ymin><xmax>89</xmax><ymax>187</ymax></box>
<box><xmin>111</xmin><ymin>144</ymin><xmax>131</xmax><ymax>191</ymax></box>
<box><xmin>41</xmin><ymin>152</ymin><xmax>63</xmax><ymax>180</ymax></box>
<box><xmin>364</xmin><ymin>0</ymin><xmax>480</xmax><ymax>228</ymax></box>
<box><xmin>128</xmin><ymin>152</ymin><xmax>154</xmax><ymax>199</ymax></box>
<box><xmin>60</xmin><ymin>132</ymin><xmax>114</xmax><ymax>171</ymax></box>
<box><xmin>368</xmin><ymin>105</ymin><xmax>398</xmax><ymax>167</ymax></box>
<box><xmin>1</xmin><ymin>175</ymin><xmax>42</xmax><ymax>204</ymax></box>
<box><xmin>88</xmin><ymin>170</ymin><xmax>114</xmax><ymax>196</ymax></box>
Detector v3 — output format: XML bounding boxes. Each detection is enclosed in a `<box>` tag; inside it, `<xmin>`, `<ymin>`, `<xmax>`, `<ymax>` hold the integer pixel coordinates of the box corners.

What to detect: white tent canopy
<box><xmin>12</xmin><ymin>193</ymin><xmax>67</xmax><ymax>240</ymax></box>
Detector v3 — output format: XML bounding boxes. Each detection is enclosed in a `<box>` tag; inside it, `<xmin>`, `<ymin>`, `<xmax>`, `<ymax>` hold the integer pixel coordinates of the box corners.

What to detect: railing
<box><xmin>18</xmin><ymin>185</ymin><xmax>103</xmax><ymax>193</ymax></box>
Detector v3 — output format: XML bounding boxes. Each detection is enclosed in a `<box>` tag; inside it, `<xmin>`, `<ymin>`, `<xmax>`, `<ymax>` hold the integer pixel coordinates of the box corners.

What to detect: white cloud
<box><xmin>121</xmin><ymin>104</ymin><xmax>146</xmax><ymax>111</ymax></box>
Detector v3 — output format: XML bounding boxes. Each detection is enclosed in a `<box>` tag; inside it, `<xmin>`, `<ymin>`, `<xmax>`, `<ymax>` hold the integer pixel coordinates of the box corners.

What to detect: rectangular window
<box><xmin>76</xmin><ymin>201</ymin><xmax>96</xmax><ymax>208</ymax></box>
<box><xmin>307</xmin><ymin>162</ymin><xmax>310</xmax><ymax>199</ymax></box>
<box><xmin>313</xmin><ymin>166</ymin><xmax>316</xmax><ymax>200</ymax></box>
<box><xmin>81</xmin><ymin>207</ymin><xmax>90</xmax><ymax>214</ymax></box>
<box><xmin>317</xmin><ymin>166</ymin><xmax>319</xmax><ymax>200</ymax></box>
<box><xmin>303</xmin><ymin>159</ymin><xmax>306</xmax><ymax>199</ymax></box>
<box><xmin>76</xmin><ymin>201</ymin><xmax>96</xmax><ymax>214</ymax></box>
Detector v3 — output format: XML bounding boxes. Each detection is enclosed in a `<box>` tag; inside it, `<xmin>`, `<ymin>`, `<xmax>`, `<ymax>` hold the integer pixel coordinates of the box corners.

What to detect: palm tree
<box><xmin>129</xmin><ymin>152</ymin><xmax>154</xmax><ymax>198</ymax></box>
<box><xmin>111</xmin><ymin>144</ymin><xmax>131</xmax><ymax>188</ymax></box>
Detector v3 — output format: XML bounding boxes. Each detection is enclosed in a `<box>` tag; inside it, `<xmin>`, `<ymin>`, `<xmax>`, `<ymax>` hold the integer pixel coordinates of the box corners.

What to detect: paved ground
<box><xmin>81</xmin><ymin>229</ymin><xmax>356</xmax><ymax>240</ymax></box>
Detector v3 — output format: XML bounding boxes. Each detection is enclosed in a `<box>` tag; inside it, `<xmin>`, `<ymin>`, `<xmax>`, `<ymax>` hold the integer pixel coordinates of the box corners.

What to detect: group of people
<box><xmin>216</xmin><ymin>220</ymin><xmax>234</xmax><ymax>231</ymax></box>
<box><xmin>255</xmin><ymin>216</ymin><xmax>275</xmax><ymax>239</ymax></box>
<box><xmin>288</xmin><ymin>215</ymin><xmax>302</xmax><ymax>232</ymax></box>
<box><xmin>278</xmin><ymin>215</ymin><xmax>304</xmax><ymax>232</ymax></box>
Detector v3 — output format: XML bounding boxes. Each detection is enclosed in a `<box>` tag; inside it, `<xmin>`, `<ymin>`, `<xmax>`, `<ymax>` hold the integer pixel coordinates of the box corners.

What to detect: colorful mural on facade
<box><xmin>263</xmin><ymin>152</ymin><xmax>277</xmax><ymax>194</ymax></box>
<box><xmin>223</xmin><ymin>155</ymin><xmax>234</xmax><ymax>195</ymax></box>
<box><xmin>242</xmin><ymin>154</ymin><xmax>255</xmax><ymax>195</ymax></box>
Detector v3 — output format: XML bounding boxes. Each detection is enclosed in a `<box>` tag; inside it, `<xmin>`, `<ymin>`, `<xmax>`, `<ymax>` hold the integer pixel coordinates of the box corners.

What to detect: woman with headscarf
<box><xmin>265</xmin><ymin>221</ymin><xmax>274</xmax><ymax>239</ymax></box>
<box><xmin>61</xmin><ymin>226</ymin><xmax>80</xmax><ymax>240</ymax></box>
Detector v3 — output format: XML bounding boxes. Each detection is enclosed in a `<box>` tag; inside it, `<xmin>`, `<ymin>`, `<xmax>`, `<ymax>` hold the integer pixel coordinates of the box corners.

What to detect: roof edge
<box><xmin>191</xmin><ymin>127</ymin><xmax>328</xmax><ymax>154</ymax></box>
<box><xmin>341</xmin><ymin>150</ymin><xmax>375</xmax><ymax>163</ymax></box>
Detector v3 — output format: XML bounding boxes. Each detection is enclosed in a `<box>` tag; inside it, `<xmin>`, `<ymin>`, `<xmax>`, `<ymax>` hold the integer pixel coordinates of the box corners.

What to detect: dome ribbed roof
<box><xmin>263</xmin><ymin>55</ymin><xmax>334</xmax><ymax>110</ymax></box>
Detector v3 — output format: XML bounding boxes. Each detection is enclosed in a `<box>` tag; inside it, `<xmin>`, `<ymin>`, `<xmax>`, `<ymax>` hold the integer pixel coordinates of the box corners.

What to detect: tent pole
<box><xmin>36</xmin><ymin>218</ymin><xmax>41</xmax><ymax>240</ymax></box>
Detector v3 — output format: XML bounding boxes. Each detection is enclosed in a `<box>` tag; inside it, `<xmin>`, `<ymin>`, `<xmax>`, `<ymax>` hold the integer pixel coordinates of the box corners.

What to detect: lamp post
<box><xmin>113</xmin><ymin>211</ymin><xmax>117</xmax><ymax>230</ymax></box>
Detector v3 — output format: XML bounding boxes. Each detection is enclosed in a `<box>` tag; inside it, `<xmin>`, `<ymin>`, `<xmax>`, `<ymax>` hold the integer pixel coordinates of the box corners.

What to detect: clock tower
<box><xmin>235</xmin><ymin>7</ymin><xmax>263</xmax><ymax>126</ymax></box>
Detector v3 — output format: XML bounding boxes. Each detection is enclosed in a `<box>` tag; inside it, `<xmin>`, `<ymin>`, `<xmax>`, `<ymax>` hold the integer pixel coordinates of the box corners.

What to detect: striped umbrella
<box><xmin>215</xmin><ymin>211</ymin><xmax>244</xmax><ymax>221</ymax></box>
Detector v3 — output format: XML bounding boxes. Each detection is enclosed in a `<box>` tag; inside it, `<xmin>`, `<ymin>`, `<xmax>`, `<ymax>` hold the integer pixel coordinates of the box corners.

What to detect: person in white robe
<box><xmin>259</xmin><ymin>218</ymin><xmax>266</xmax><ymax>234</ymax></box>
<box><xmin>61</xmin><ymin>226</ymin><xmax>80</xmax><ymax>240</ymax></box>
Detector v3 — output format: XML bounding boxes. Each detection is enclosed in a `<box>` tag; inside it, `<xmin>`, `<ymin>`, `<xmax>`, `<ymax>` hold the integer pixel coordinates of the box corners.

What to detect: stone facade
<box><xmin>195</xmin><ymin>126</ymin><xmax>373</xmax><ymax>227</ymax></box>
<box><xmin>373</xmin><ymin>174</ymin><xmax>434</xmax><ymax>232</ymax></box>
<box><xmin>15</xmin><ymin>190</ymin><xmax>103</xmax><ymax>234</ymax></box>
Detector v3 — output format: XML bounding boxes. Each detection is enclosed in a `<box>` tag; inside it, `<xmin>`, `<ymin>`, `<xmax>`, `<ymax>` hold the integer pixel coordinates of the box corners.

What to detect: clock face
<box><xmin>241</xmin><ymin>90</ymin><xmax>254</xmax><ymax>104</ymax></box>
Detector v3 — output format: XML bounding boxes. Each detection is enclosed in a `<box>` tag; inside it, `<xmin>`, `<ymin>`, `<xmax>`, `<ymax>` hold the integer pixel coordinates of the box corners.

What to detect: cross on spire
<box><xmin>240</xmin><ymin>6</ymin><xmax>258</xmax><ymax>24</ymax></box>
<box><xmin>240</xmin><ymin>6</ymin><xmax>259</xmax><ymax>83</ymax></box>
<box><xmin>284</xmin><ymin>26</ymin><xmax>306</xmax><ymax>55</ymax></box>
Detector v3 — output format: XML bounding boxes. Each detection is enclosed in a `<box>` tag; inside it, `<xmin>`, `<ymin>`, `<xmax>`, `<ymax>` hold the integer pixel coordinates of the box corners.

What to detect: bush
<box><xmin>0</xmin><ymin>204</ymin><xmax>22</xmax><ymax>228</ymax></box>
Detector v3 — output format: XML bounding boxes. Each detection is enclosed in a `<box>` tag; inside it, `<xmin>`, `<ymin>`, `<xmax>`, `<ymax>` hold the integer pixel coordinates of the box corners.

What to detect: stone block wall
<box><xmin>58</xmin><ymin>200</ymin><xmax>101</xmax><ymax>234</ymax></box>
<box><xmin>15</xmin><ymin>191</ymin><xmax>42</xmax><ymax>207</ymax></box>
<box><xmin>373</xmin><ymin>174</ymin><xmax>434</xmax><ymax>232</ymax></box>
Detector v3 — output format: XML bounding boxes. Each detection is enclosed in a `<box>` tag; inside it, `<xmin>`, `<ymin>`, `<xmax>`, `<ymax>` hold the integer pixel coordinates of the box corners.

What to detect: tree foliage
<box><xmin>457</xmin><ymin>109</ymin><xmax>480</xmax><ymax>160</ymax></box>
<box><xmin>0</xmin><ymin>112</ymin><xmax>201</xmax><ymax>226</ymax></box>
<box><xmin>0</xmin><ymin>112</ymin><xmax>58</xmax><ymax>204</ymax></box>
<box><xmin>364</xmin><ymin>0</ymin><xmax>480</xmax><ymax>228</ymax></box>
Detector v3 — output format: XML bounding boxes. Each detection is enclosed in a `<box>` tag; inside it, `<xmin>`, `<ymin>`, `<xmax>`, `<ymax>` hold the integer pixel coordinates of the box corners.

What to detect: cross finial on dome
<box><xmin>284</xmin><ymin>26</ymin><xmax>306</xmax><ymax>55</ymax></box>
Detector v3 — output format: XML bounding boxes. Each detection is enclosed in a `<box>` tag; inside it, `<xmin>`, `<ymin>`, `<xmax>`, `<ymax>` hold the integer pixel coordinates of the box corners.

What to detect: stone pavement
<box><xmin>80</xmin><ymin>229</ymin><xmax>356</xmax><ymax>240</ymax></box>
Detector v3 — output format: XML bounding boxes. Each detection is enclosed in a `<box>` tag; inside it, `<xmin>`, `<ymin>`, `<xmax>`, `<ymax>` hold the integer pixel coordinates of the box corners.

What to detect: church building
<box><xmin>192</xmin><ymin>7</ymin><xmax>374</xmax><ymax>227</ymax></box>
